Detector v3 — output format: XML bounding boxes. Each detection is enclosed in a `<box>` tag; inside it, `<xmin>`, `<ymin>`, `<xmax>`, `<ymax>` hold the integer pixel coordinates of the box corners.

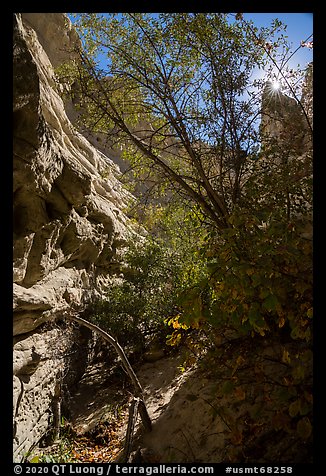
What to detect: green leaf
<box><xmin>249</xmin><ymin>403</ymin><xmax>263</xmax><ymax>419</ymax></box>
<box><xmin>251</xmin><ymin>273</ymin><xmax>261</xmax><ymax>287</ymax></box>
<box><xmin>221</xmin><ymin>380</ymin><xmax>235</xmax><ymax>394</ymax></box>
<box><xmin>206</xmin><ymin>262</ymin><xmax>219</xmax><ymax>274</ymax></box>
<box><xmin>289</xmin><ymin>399</ymin><xmax>300</xmax><ymax>417</ymax></box>
<box><xmin>262</xmin><ymin>294</ymin><xmax>279</xmax><ymax>311</ymax></box>
<box><xmin>301</xmin><ymin>349</ymin><xmax>313</xmax><ymax>361</ymax></box>
<box><xmin>248</xmin><ymin>303</ymin><xmax>260</xmax><ymax>325</ymax></box>
<box><xmin>296</xmin><ymin>417</ymin><xmax>312</xmax><ymax>440</ymax></box>
<box><xmin>292</xmin><ymin>365</ymin><xmax>305</xmax><ymax>381</ymax></box>
<box><xmin>276</xmin><ymin>387</ymin><xmax>292</xmax><ymax>402</ymax></box>
<box><xmin>299</xmin><ymin>398</ymin><xmax>312</xmax><ymax>416</ymax></box>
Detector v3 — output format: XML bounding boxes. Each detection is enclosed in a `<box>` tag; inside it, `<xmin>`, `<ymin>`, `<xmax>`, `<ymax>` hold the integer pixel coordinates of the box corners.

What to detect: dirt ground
<box><xmin>133</xmin><ymin>353</ymin><xmax>229</xmax><ymax>463</ymax></box>
<box><xmin>67</xmin><ymin>349</ymin><xmax>231</xmax><ymax>463</ymax></box>
<box><xmin>35</xmin><ymin>338</ymin><xmax>312</xmax><ymax>464</ymax></box>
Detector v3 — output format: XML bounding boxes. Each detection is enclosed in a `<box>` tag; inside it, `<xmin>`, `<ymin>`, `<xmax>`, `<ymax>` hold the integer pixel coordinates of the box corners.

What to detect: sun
<box><xmin>263</xmin><ymin>78</ymin><xmax>283</xmax><ymax>102</ymax></box>
<box><xmin>271</xmin><ymin>80</ymin><xmax>281</xmax><ymax>91</ymax></box>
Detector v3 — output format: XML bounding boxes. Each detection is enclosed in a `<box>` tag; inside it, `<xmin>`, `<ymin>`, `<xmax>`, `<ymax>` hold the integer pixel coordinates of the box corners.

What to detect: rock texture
<box><xmin>13</xmin><ymin>323</ymin><xmax>91</xmax><ymax>460</ymax></box>
<box><xmin>260</xmin><ymin>65</ymin><xmax>313</xmax><ymax>156</ymax></box>
<box><xmin>260</xmin><ymin>65</ymin><xmax>313</xmax><ymax>240</ymax></box>
<box><xmin>301</xmin><ymin>62</ymin><xmax>313</xmax><ymax>138</ymax></box>
<box><xmin>13</xmin><ymin>13</ymin><xmax>141</xmax><ymax>461</ymax></box>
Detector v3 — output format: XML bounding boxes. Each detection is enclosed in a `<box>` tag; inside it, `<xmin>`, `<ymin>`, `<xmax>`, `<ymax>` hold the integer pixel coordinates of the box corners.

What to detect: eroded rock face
<box><xmin>260</xmin><ymin>64</ymin><xmax>313</xmax><ymax>156</ymax></box>
<box><xmin>13</xmin><ymin>13</ymin><xmax>141</xmax><ymax>460</ymax></box>
<box><xmin>13</xmin><ymin>12</ymin><xmax>139</xmax><ymax>334</ymax></box>
<box><xmin>259</xmin><ymin>65</ymin><xmax>313</xmax><ymax>241</ymax></box>
<box><xmin>13</xmin><ymin>323</ymin><xmax>91</xmax><ymax>461</ymax></box>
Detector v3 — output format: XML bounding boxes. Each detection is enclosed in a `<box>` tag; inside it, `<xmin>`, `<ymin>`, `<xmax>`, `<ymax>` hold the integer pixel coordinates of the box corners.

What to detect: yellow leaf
<box><xmin>191</xmin><ymin>321</ymin><xmax>201</xmax><ymax>329</ymax></box>
<box><xmin>292</xmin><ymin>365</ymin><xmax>305</xmax><ymax>380</ymax></box>
<box><xmin>282</xmin><ymin>349</ymin><xmax>291</xmax><ymax>364</ymax></box>
<box><xmin>172</xmin><ymin>320</ymin><xmax>181</xmax><ymax>329</ymax></box>
<box><xmin>272</xmin><ymin>412</ymin><xmax>291</xmax><ymax>430</ymax></box>
<box><xmin>236</xmin><ymin>356</ymin><xmax>245</xmax><ymax>366</ymax></box>
<box><xmin>278</xmin><ymin>316</ymin><xmax>286</xmax><ymax>328</ymax></box>
<box><xmin>304</xmin><ymin>391</ymin><xmax>313</xmax><ymax>404</ymax></box>
<box><xmin>231</xmin><ymin>355</ymin><xmax>245</xmax><ymax>376</ymax></box>
<box><xmin>166</xmin><ymin>331</ymin><xmax>182</xmax><ymax>346</ymax></box>
<box><xmin>213</xmin><ymin>334</ymin><xmax>223</xmax><ymax>345</ymax></box>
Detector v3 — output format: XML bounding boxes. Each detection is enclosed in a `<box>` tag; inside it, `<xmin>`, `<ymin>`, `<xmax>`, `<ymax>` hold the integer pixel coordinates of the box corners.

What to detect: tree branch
<box><xmin>64</xmin><ymin>313</ymin><xmax>152</xmax><ymax>431</ymax></box>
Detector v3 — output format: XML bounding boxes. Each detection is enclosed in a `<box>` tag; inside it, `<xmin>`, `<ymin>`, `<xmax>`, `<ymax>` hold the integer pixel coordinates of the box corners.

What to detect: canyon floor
<box><xmin>29</xmin><ymin>337</ymin><xmax>312</xmax><ymax>464</ymax></box>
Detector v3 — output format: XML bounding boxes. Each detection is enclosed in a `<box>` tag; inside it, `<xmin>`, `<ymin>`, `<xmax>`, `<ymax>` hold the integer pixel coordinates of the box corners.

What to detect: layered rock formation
<box><xmin>13</xmin><ymin>13</ymin><xmax>141</xmax><ymax>461</ymax></box>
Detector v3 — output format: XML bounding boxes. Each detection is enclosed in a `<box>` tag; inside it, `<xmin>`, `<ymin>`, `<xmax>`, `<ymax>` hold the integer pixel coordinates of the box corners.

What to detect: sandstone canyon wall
<box><xmin>13</xmin><ymin>13</ymin><xmax>141</xmax><ymax>461</ymax></box>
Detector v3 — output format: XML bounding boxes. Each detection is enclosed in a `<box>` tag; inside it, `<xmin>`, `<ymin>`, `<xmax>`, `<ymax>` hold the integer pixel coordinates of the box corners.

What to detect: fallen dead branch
<box><xmin>62</xmin><ymin>313</ymin><xmax>152</xmax><ymax>461</ymax></box>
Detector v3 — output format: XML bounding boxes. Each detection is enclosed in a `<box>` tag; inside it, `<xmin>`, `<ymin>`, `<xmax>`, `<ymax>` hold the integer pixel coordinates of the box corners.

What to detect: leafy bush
<box><xmin>89</xmin><ymin>201</ymin><xmax>210</xmax><ymax>354</ymax></box>
<box><xmin>90</xmin><ymin>238</ymin><xmax>182</xmax><ymax>352</ymax></box>
<box><xmin>169</xmin><ymin>158</ymin><xmax>313</xmax><ymax>454</ymax></box>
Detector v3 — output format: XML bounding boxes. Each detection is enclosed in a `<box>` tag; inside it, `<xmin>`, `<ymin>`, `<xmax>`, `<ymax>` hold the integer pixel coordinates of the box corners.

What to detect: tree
<box><xmin>62</xmin><ymin>7</ymin><xmax>313</xmax><ymax>359</ymax></box>
<box><xmin>62</xmin><ymin>13</ymin><xmax>308</xmax><ymax>229</ymax></box>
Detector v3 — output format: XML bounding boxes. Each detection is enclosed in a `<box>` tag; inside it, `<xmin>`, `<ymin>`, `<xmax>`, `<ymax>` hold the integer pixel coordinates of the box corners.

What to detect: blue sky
<box><xmin>244</xmin><ymin>13</ymin><xmax>313</xmax><ymax>69</ymax></box>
